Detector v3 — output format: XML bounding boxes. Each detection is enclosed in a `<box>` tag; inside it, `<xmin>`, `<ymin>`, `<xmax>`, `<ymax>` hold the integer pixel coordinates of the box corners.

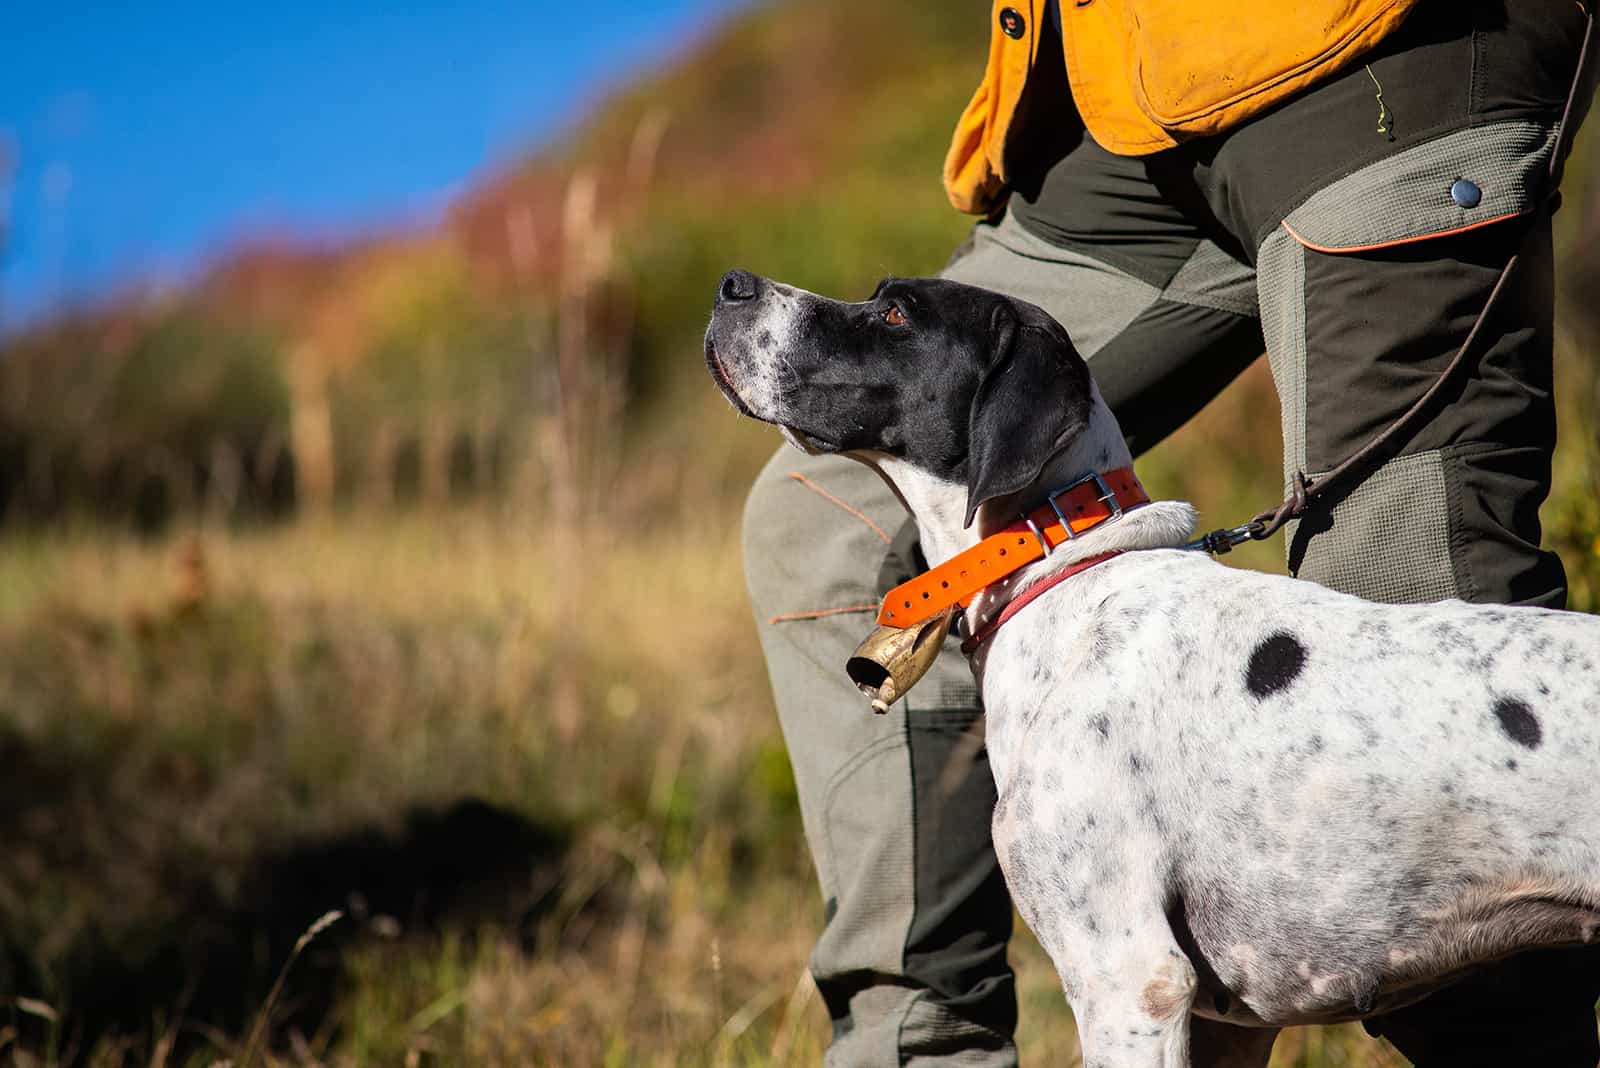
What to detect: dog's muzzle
<box><xmin>845</xmin><ymin>607</ymin><xmax>956</xmax><ymax>714</ymax></box>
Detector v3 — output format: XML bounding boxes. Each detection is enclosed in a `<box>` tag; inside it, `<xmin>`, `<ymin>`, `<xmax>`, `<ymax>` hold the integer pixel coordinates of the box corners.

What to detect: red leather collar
<box><xmin>959</xmin><ymin>550</ymin><xmax>1122</xmax><ymax>654</ymax></box>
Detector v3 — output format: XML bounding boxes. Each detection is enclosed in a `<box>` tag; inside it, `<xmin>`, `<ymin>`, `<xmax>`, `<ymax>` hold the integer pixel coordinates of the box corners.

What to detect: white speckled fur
<box><xmin>879</xmin><ymin>438</ymin><xmax>1600</xmax><ymax>1066</ymax></box>
<box><xmin>707</xmin><ymin>279</ymin><xmax>806</xmax><ymax>424</ymax></box>
<box><xmin>710</xmin><ymin>276</ymin><xmax>1600</xmax><ymax>1068</ymax></box>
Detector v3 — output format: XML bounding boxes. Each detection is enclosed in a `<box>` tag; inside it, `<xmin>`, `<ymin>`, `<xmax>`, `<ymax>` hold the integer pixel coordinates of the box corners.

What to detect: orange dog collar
<box><xmin>877</xmin><ymin>467</ymin><xmax>1148</xmax><ymax>628</ymax></box>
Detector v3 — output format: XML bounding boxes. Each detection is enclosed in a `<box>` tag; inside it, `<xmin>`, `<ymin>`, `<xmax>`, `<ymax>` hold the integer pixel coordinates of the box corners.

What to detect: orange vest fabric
<box><xmin>944</xmin><ymin>0</ymin><xmax>1424</xmax><ymax>214</ymax></box>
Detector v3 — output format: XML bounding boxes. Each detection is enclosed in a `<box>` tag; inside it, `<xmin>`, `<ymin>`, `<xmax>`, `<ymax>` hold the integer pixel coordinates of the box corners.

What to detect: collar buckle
<box><xmin>1042</xmin><ymin>470</ymin><xmax>1125</xmax><ymax>543</ymax></box>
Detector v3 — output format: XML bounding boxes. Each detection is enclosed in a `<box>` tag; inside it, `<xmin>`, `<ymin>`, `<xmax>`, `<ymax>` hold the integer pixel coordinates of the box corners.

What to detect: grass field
<box><xmin>0</xmin><ymin>504</ymin><xmax>1422</xmax><ymax>1068</ymax></box>
<box><xmin>15</xmin><ymin>351</ymin><xmax>1598</xmax><ymax>1066</ymax></box>
<box><xmin>5</xmin><ymin>340</ymin><xmax>1597</xmax><ymax>1064</ymax></box>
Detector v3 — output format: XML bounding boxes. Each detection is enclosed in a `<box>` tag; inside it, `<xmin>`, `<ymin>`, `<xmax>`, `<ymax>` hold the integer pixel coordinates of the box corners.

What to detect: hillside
<box><xmin>0</xmin><ymin>0</ymin><xmax>984</xmax><ymax>529</ymax></box>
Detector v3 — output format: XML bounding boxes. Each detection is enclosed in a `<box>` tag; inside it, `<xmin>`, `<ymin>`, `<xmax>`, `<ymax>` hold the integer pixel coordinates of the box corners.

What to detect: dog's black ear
<box><xmin>964</xmin><ymin>301</ymin><xmax>1094</xmax><ymax>528</ymax></box>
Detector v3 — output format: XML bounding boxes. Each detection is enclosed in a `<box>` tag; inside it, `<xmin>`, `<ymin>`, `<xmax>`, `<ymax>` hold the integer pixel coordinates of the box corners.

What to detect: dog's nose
<box><xmin>718</xmin><ymin>269</ymin><xmax>759</xmax><ymax>303</ymax></box>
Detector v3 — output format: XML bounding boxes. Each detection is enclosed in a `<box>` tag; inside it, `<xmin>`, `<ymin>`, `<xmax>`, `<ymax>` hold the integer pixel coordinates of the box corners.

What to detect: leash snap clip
<box><xmin>1184</xmin><ymin>520</ymin><xmax>1265</xmax><ymax>555</ymax></box>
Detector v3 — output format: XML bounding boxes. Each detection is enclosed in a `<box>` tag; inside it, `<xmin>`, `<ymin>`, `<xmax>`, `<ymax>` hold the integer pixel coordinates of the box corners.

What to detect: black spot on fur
<box><xmin>1089</xmin><ymin>714</ymin><xmax>1110</xmax><ymax>740</ymax></box>
<box><xmin>1006</xmin><ymin>840</ymin><xmax>1032</xmax><ymax>890</ymax></box>
<box><xmin>1492</xmin><ymin>697</ymin><xmax>1541</xmax><ymax>749</ymax></box>
<box><xmin>1354</xmin><ymin>982</ymin><xmax>1377</xmax><ymax>1015</ymax></box>
<box><xmin>1090</xmin><ymin>625</ymin><xmax>1122</xmax><ymax>662</ymax></box>
<box><xmin>1245</xmin><ymin>632</ymin><xmax>1306</xmax><ymax>699</ymax></box>
<box><xmin>1505</xmin><ymin>758</ymin><xmax>1519</xmax><ymax>772</ymax></box>
<box><xmin>757</xmin><ymin>330</ymin><xmax>773</xmax><ymax>349</ymax></box>
<box><xmin>1016</xmin><ymin>783</ymin><xmax>1035</xmax><ymax>823</ymax></box>
<box><xmin>1398</xmin><ymin>869</ymin><xmax>1429</xmax><ymax>896</ymax></box>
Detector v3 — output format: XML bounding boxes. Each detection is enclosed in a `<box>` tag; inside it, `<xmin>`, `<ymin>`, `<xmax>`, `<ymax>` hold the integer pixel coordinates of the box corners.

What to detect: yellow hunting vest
<box><xmin>945</xmin><ymin>0</ymin><xmax>1423</xmax><ymax>213</ymax></box>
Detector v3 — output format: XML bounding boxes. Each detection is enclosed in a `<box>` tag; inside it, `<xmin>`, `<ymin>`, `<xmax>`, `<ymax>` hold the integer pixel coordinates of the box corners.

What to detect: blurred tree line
<box><xmin>0</xmin><ymin>240</ymin><xmax>540</xmax><ymax>529</ymax></box>
<box><xmin>0</xmin><ymin>176</ymin><xmax>639</xmax><ymax>532</ymax></box>
<box><xmin>0</xmin><ymin>0</ymin><xmax>988</xmax><ymax>533</ymax></box>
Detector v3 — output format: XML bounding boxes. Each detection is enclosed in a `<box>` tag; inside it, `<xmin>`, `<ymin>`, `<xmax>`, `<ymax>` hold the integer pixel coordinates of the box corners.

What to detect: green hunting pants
<box><xmin>743</xmin><ymin>4</ymin><xmax>1596</xmax><ymax>1064</ymax></box>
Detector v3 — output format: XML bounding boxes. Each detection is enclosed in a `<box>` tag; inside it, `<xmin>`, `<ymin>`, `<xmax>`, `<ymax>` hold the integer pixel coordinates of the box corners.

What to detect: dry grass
<box><xmin>0</xmin><ymin>337</ymin><xmax>1592</xmax><ymax>1064</ymax></box>
<box><xmin>0</xmin><ymin>495</ymin><xmax>820</xmax><ymax>1065</ymax></box>
<box><xmin>0</xmin><ymin>495</ymin><xmax>1409</xmax><ymax>1068</ymax></box>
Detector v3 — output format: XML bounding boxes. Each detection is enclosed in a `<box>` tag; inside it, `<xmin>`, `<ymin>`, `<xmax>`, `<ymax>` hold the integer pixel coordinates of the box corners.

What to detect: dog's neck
<box><xmin>863</xmin><ymin>388</ymin><xmax>1197</xmax><ymax>630</ymax></box>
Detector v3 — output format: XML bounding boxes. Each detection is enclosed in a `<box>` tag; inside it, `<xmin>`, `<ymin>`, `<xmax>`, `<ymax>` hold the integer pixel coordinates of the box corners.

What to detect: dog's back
<box><xmin>983</xmin><ymin>547</ymin><xmax>1600</xmax><ymax>1026</ymax></box>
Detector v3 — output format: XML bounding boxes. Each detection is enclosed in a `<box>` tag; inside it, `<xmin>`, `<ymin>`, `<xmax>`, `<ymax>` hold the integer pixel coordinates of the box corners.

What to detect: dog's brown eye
<box><xmin>882</xmin><ymin>304</ymin><xmax>907</xmax><ymax>326</ymax></box>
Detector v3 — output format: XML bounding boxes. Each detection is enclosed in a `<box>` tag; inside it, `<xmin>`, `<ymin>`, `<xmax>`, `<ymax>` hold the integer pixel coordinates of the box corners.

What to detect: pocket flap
<box><xmin>1281</xmin><ymin>121</ymin><xmax>1558</xmax><ymax>253</ymax></box>
<box><xmin>1124</xmin><ymin>0</ymin><xmax>1420</xmax><ymax>136</ymax></box>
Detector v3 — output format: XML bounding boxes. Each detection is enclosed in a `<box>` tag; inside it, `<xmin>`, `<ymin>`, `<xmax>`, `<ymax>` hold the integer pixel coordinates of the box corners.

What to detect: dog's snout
<box><xmin>718</xmin><ymin>269</ymin><xmax>759</xmax><ymax>304</ymax></box>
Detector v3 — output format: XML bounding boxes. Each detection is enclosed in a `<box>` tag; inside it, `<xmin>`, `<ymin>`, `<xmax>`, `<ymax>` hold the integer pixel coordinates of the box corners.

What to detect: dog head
<box><xmin>705</xmin><ymin>270</ymin><xmax>1102</xmax><ymax>529</ymax></box>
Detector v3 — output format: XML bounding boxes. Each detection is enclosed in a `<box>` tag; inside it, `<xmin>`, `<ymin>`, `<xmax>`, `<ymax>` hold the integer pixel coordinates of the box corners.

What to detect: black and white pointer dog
<box><xmin>706</xmin><ymin>269</ymin><xmax>1600</xmax><ymax>1067</ymax></box>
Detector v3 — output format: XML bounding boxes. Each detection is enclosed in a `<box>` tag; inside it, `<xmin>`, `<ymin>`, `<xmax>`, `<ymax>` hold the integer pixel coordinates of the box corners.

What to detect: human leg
<box><xmin>743</xmin><ymin>445</ymin><xmax>1015</xmax><ymax>1066</ymax></box>
<box><xmin>1259</xmin><ymin>187</ymin><xmax>1600</xmax><ymax>1068</ymax></box>
<box><xmin>1196</xmin><ymin>0</ymin><xmax>1590</xmax><ymax>607</ymax></box>
<box><xmin>1217</xmin><ymin>5</ymin><xmax>1600</xmax><ymax>1055</ymax></box>
<box><xmin>740</xmin><ymin>196</ymin><xmax>1260</xmax><ymax>1065</ymax></box>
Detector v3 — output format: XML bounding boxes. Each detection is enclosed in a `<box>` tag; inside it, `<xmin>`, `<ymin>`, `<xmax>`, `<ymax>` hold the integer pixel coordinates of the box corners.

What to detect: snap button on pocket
<box><xmin>1451</xmin><ymin>179</ymin><xmax>1483</xmax><ymax>208</ymax></box>
<box><xmin>999</xmin><ymin>6</ymin><xmax>1025</xmax><ymax>38</ymax></box>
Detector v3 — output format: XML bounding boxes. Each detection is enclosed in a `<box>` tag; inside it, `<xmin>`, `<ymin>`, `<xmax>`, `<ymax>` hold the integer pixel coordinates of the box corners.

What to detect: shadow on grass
<box><xmin>0</xmin><ymin>726</ymin><xmax>574</xmax><ymax>1060</ymax></box>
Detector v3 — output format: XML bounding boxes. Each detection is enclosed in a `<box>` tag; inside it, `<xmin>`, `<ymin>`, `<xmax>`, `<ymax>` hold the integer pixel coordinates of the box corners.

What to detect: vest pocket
<box><xmin>1123</xmin><ymin>0</ymin><xmax>1421</xmax><ymax>137</ymax></box>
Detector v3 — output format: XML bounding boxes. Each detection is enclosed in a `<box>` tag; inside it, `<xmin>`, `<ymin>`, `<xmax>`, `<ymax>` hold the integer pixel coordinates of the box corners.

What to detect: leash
<box><xmin>1187</xmin><ymin>8</ymin><xmax>1596</xmax><ymax>557</ymax></box>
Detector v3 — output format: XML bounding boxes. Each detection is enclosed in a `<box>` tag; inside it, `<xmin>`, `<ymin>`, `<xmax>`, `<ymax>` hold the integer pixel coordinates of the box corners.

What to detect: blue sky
<box><xmin>0</xmin><ymin>2</ymin><xmax>747</xmax><ymax>330</ymax></box>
